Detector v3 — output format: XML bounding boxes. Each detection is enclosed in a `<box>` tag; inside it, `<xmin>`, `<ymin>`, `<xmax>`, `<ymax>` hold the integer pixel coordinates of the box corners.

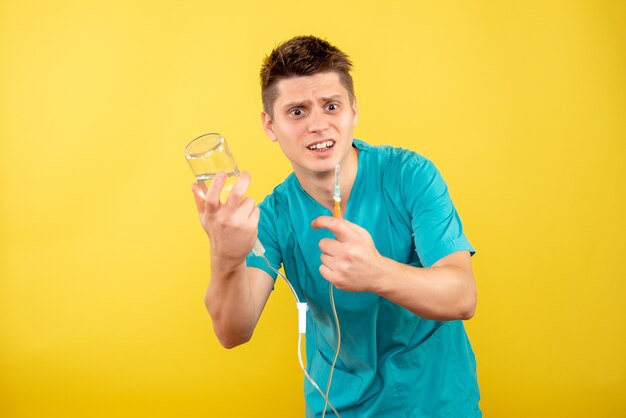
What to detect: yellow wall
<box><xmin>1</xmin><ymin>1</ymin><xmax>624</xmax><ymax>417</ymax></box>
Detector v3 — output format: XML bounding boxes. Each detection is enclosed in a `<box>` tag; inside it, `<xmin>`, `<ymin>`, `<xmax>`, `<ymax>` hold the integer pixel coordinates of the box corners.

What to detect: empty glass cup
<box><xmin>185</xmin><ymin>133</ymin><xmax>240</xmax><ymax>203</ymax></box>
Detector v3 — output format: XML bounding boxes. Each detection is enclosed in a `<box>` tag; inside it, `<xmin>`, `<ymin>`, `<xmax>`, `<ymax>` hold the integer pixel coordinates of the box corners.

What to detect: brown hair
<box><xmin>260</xmin><ymin>35</ymin><xmax>354</xmax><ymax>117</ymax></box>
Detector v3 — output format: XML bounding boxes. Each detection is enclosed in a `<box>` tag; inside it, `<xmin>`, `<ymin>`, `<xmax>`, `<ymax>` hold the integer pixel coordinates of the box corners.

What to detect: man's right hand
<box><xmin>191</xmin><ymin>171</ymin><xmax>273</xmax><ymax>349</ymax></box>
<box><xmin>191</xmin><ymin>171</ymin><xmax>260</xmax><ymax>267</ymax></box>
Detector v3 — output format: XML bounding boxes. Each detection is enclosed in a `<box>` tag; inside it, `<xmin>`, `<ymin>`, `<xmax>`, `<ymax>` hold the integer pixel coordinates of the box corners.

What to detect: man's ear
<box><xmin>261</xmin><ymin>112</ymin><xmax>277</xmax><ymax>142</ymax></box>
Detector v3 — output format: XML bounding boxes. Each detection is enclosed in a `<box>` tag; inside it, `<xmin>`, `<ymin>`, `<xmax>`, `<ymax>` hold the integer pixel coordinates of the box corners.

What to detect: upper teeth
<box><xmin>309</xmin><ymin>140</ymin><xmax>334</xmax><ymax>150</ymax></box>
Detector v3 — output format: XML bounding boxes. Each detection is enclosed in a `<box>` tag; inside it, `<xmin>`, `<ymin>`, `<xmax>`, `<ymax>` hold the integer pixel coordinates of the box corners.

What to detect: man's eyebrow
<box><xmin>321</xmin><ymin>94</ymin><xmax>343</xmax><ymax>102</ymax></box>
<box><xmin>281</xmin><ymin>99</ymin><xmax>311</xmax><ymax>110</ymax></box>
<box><xmin>281</xmin><ymin>94</ymin><xmax>345</xmax><ymax>110</ymax></box>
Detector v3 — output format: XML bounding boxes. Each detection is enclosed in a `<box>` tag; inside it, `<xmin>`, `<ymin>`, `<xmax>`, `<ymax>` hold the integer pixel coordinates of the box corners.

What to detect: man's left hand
<box><xmin>311</xmin><ymin>216</ymin><xmax>385</xmax><ymax>292</ymax></box>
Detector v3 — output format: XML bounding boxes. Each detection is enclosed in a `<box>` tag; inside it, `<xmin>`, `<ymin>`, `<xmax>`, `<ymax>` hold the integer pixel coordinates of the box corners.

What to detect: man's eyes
<box><xmin>288</xmin><ymin>103</ymin><xmax>340</xmax><ymax>117</ymax></box>
<box><xmin>289</xmin><ymin>108</ymin><xmax>306</xmax><ymax>117</ymax></box>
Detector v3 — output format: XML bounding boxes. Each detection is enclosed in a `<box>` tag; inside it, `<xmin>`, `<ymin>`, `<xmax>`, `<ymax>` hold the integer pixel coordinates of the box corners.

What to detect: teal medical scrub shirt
<box><xmin>246</xmin><ymin>140</ymin><xmax>481</xmax><ymax>418</ymax></box>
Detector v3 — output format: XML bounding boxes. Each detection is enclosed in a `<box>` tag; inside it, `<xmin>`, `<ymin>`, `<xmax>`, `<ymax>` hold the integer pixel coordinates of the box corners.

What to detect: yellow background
<box><xmin>1</xmin><ymin>1</ymin><xmax>625</xmax><ymax>417</ymax></box>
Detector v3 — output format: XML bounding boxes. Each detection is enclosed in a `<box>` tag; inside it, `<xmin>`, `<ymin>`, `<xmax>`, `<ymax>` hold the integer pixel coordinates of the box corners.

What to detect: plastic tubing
<box><xmin>258</xmin><ymin>252</ymin><xmax>341</xmax><ymax>417</ymax></box>
<box><xmin>323</xmin><ymin>176</ymin><xmax>343</xmax><ymax>418</ymax></box>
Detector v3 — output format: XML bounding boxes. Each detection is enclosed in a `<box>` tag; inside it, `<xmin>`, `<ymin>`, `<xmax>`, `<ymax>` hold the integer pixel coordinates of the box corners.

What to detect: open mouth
<box><xmin>307</xmin><ymin>140</ymin><xmax>335</xmax><ymax>151</ymax></box>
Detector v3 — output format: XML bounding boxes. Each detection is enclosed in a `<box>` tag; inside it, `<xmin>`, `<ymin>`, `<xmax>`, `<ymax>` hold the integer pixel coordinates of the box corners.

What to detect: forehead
<box><xmin>274</xmin><ymin>72</ymin><xmax>349</xmax><ymax>105</ymax></box>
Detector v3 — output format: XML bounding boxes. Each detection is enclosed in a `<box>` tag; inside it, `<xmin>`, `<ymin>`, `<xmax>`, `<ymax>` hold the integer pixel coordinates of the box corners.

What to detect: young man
<box><xmin>192</xmin><ymin>36</ymin><xmax>481</xmax><ymax>417</ymax></box>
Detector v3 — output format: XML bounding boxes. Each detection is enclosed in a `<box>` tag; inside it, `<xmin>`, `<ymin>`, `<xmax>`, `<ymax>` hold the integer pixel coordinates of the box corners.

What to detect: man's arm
<box><xmin>312</xmin><ymin>216</ymin><xmax>476</xmax><ymax>321</ymax></box>
<box><xmin>192</xmin><ymin>172</ymin><xmax>274</xmax><ymax>348</ymax></box>
<box><xmin>370</xmin><ymin>250</ymin><xmax>476</xmax><ymax>320</ymax></box>
<box><xmin>205</xmin><ymin>264</ymin><xmax>274</xmax><ymax>348</ymax></box>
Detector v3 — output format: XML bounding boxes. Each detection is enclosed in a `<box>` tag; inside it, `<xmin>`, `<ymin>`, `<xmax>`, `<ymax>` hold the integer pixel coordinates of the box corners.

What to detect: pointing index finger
<box><xmin>311</xmin><ymin>216</ymin><xmax>352</xmax><ymax>242</ymax></box>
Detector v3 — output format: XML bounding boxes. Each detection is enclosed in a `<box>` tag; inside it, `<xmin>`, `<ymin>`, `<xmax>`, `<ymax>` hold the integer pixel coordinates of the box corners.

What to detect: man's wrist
<box><xmin>369</xmin><ymin>255</ymin><xmax>397</xmax><ymax>295</ymax></box>
<box><xmin>210</xmin><ymin>252</ymin><xmax>247</xmax><ymax>277</ymax></box>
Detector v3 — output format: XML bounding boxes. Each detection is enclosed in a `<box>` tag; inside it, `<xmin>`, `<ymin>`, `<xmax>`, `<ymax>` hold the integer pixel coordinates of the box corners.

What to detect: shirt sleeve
<box><xmin>245</xmin><ymin>195</ymin><xmax>282</xmax><ymax>280</ymax></box>
<box><xmin>399</xmin><ymin>154</ymin><xmax>475</xmax><ymax>268</ymax></box>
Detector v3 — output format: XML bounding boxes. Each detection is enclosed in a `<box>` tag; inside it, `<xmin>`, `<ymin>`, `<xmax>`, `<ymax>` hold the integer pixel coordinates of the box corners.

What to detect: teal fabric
<box><xmin>246</xmin><ymin>140</ymin><xmax>481</xmax><ymax>417</ymax></box>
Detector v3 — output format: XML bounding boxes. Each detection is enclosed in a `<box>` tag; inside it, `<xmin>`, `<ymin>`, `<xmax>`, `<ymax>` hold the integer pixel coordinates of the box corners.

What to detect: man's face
<box><xmin>261</xmin><ymin>71</ymin><xmax>358</xmax><ymax>178</ymax></box>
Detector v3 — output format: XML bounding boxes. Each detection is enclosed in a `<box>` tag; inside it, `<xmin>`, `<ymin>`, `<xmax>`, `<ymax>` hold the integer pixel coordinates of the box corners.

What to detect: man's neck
<box><xmin>294</xmin><ymin>146</ymin><xmax>359</xmax><ymax>213</ymax></box>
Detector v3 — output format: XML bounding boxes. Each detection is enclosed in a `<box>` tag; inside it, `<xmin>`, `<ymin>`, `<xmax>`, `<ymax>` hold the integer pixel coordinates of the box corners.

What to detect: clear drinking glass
<box><xmin>185</xmin><ymin>133</ymin><xmax>240</xmax><ymax>203</ymax></box>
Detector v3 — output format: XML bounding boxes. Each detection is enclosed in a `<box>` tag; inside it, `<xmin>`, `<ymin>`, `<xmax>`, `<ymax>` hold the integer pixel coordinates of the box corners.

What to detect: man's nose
<box><xmin>307</xmin><ymin>108</ymin><xmax>329</xmax><ymax>133</ymax></box>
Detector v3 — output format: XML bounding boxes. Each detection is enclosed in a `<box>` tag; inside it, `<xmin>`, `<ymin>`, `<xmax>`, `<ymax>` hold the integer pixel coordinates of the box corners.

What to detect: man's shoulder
<box><xmin>354</xmin><ymin>139</ymin><xmax>430</xmax><ymax>169</ymax></box>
